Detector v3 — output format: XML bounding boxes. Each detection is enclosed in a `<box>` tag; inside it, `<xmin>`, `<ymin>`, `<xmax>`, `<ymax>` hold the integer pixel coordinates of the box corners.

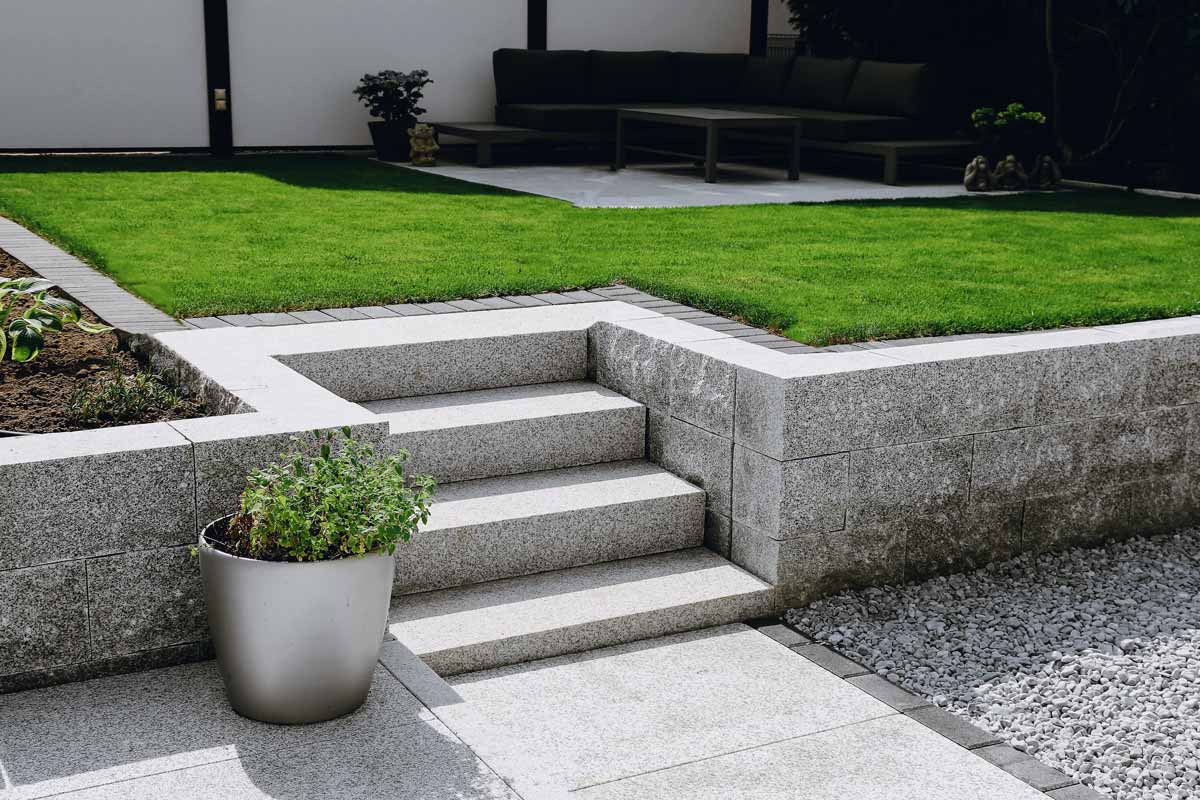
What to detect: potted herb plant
<box><xmin>198</xmin><ymin>428</ymin><xmax>435</xmax><ymax>724</ymax></box>
<box><xmin>353</xmin><ymin>69</ymin><xmax>433</xmax><ymax>162</ymax></box>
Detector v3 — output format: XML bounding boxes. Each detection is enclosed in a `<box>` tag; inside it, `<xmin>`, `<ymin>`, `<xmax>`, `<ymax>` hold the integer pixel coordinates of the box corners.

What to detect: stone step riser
<box><xmin>422</xmin><ymin>590</ymin><xmax>778</xmax><ymax>676</ymax></box>
<box><xmin>279</xmin><ymin>331</ymin><xmax>588</xmax><ymax>401</ymax></box>
<box><xmin>394</xmin><ymin>489</ymin><xmax>703</xmax><ymax>594</ymax></box>
<box><xmin>378</xmin><ymin>406</ymin><xmax>645</xmax><ymax>484</ymax></box>
<box><xmin>388</xmin><ymin>548</ymin><xmax>780</xmax><ymax>677</ymax></box>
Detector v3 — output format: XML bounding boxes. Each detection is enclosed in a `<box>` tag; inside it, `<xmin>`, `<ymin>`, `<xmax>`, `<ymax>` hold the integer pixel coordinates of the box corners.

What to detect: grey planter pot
<box><xmin>198</xmin><ymin>517</ymin><xmax>394</xmax><ymax>725</ymax></box>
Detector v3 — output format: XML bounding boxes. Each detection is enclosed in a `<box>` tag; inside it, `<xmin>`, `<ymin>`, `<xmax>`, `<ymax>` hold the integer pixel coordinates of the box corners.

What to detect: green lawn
<box><xmin>0</xmin><ymin>153</ymin><xmax>1197</xmax><ymax>345</ymax></box>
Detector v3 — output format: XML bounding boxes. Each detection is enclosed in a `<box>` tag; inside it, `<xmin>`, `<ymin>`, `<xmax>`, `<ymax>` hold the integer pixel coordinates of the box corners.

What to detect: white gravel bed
<box><xmin>787</xmin><ymin>530</ymin><xmax>1200</xmax><ymax>800</ymax></box>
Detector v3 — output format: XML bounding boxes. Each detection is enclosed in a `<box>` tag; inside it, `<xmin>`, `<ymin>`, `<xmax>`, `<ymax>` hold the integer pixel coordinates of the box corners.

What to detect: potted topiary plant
<box><xmin>353</xmin><ymin>69</ymin><xmax>433</xmax><ymax>162</ymax></box>
<box><xmin>198</xmin><ymin>428</ymin><xmax>435</xmax><ymax>724</ymax></box>
<box><xmin>971</xmin><ymin>102</ymin><xmax>1049</xmax><ymax>169</ymax></box>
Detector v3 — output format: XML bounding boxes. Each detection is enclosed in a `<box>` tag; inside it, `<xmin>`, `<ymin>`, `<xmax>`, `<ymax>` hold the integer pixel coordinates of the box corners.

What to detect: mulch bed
<box><xmin>0</xmin><ymin>249</ymin><xmax>204</xmax><ymax>435</ymax></box>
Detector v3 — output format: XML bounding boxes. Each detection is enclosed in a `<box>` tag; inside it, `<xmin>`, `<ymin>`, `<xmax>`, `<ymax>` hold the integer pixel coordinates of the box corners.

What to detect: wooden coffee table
<box><xmin>613</xmin><ymin>107</ymin><xmax>803</xmax><ymax>184</ymax></box>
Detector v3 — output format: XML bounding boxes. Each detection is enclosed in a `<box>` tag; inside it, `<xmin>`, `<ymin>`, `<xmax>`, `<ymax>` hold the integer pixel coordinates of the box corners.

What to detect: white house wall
<box><xmin>0</xmin><ymin>0</ymin><xmax>209</xmax><ymax>150</ymax></box>
<box><xmin>548</xmin><ymin>0</ymin><xmax>751</xmax><ymax>52</ymax></box>
<box><xmin>227</xmin><ymin>0</ymin><xmax>526</xmax><ymax>148</ymax></box>
<box><xmin>769</xmin><ymin>0</ymin><xmax>794</xmax><ymax>35</ymax></box>
<box><xmin>1</xmin><ymin>0</ymin><xmax>758</xmax><ymax>151</ymax></box>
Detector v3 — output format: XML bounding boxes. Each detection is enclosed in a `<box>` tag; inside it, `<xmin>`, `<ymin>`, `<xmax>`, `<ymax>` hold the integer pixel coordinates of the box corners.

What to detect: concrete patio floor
<box><xmin>0</xmin><ymin>625</ymin><xmax>1048</xmax><ymax>800</ymax></box>
<box><xmin>401</xmin><ymin>161</ymin><xmax>975</xmax><ymax>208</ymax></box>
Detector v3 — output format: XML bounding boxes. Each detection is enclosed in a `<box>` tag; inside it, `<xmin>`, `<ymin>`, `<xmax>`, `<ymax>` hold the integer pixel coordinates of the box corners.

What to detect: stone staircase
<box><xmin>358</xmin><ymin>326</ymin><xmax>778</xmax><ymax>676</ymax></box>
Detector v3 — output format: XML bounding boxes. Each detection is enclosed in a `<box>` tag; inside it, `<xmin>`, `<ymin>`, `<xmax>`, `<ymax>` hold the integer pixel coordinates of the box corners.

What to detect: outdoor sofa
<box><xmin>465</xmin><ymin>49</ymin><xmax>970</xmax><ymax>183</ymax></box>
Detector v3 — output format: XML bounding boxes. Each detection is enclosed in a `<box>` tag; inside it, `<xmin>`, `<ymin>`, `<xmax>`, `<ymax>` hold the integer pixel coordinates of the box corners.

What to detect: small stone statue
<box><xmin>408</xmin><ymin>123</ymin><xmax>439</xmax><ymax>166</ymax></box>
<box><xmin>964</xmin><ymin>156</ymin><xmax>994</xmax><ymax>192</ymax></box>
<box><xmin>991</xmin><ymin>154</ymin><xmax>1029</xmax><ymax>190</ymax></box>
<box><xmin>1030</xmin><ymin>155</ymin><xmax>1062</xmax><ymax>189</ymax></box>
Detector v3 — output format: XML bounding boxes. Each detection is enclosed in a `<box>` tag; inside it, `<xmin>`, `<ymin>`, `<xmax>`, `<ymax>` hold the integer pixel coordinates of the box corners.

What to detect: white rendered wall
<box><xmin>0</xmin><ymin>0</ymin><xmax>209</xmax><ymax>149</ymax></box>
<box><xmin>769</xmin><ymin>0</ymin><xmax>795</xmax><ymax>35</ymax></box>
<box><xmin>548</xmin><ymin>0</ymin><xmax>752</xmax><ymax>53</ymax></box>
<box><xmin>227</xmin><ymin>0</ymin><xmax>526</xmax><ymax>148</ymax></box>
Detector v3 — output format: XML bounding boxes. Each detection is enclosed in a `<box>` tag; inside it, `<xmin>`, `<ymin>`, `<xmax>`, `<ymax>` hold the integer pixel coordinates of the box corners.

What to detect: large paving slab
<box><xmin>431</xmin><ymin>624</ymin><xmax>892</xmax><ymax>796</ymax></box>
<box><xmin>0</xmin><ymin>623</ymin><xmax>1067</xmax><ymax>800</ymax></box>
<box><xmin>0</xmin><ymin>662</ymin><xmax>431</xmax><ymax>799</ymax></box>
<box><xmin>401</xmin><ymin>162</ymin><xmax>972</xmax><ymax>209</ymax></box>
<box><xmin>34</xmin><ymin>721</ymin><xmax>519</xmax><ymax>800</ymax></box>
<box><xmin>574</xmin><ymin>714</ymin><xmax>1048</xmax><ymax>799</ymax></box>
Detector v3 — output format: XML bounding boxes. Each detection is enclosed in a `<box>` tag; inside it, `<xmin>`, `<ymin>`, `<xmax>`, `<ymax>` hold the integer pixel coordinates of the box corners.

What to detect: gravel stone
<box><xmin>787</xmin><ymin>530</ymin><xmax>1200</xmax><ymax>800</ymax></box>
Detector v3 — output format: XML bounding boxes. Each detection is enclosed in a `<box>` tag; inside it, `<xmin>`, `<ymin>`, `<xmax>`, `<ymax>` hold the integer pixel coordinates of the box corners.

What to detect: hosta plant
<box><xmin>211</xmin><ymin>428</ymin><xmax>436</xmax><ymax>563</ymax></box>
<box><xmin>0</xmin><ymin>275</ymin><xmax>112</xmax><ymax>362</ymax></box>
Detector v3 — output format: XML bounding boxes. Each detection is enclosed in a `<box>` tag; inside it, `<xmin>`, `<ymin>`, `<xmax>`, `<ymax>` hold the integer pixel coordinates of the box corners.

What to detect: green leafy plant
<box><xmin>971</xmin><ymin>102</ymin><xmax>1047</xmax><ymax>136</ymax></box>
<box><xmin>353</xmin><ymin>70</ymin><xmax>433</xmax><ymax>123</ymax></box>
<box><xmin>213</xmin><ymin>428</ymin><xmax>435</xmax><ymax>563</ymax></box>
<box><xmin>972</xmin><ymin>102</ymin><xmax>1049</xmax><ymax>165</ymax></box>
<box><xmin>67</xmin><ymin>367</ymin><xmax>184</xmax><ymax>426</ymax></box>
<box><xmin>0</xmin><ymin>275</ymin><xmax>111</xmax><ymax>362</ymax></box>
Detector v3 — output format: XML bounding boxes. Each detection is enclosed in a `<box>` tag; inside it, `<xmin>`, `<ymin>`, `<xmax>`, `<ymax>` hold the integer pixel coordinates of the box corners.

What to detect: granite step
<box><xmin>362</xmin><ymin>381</ymin><xmax>645</xmax><ymax>483</ymax></box>
<box><xmin>387</xmin><ymin>547</ymin><xmax>778</xmax><ymax>676</ymax></box>
<box><xmin>275</xmin><ymin>318</ymin><xmax>590</xmax><ymax>402</ymax></box>
<box><xmin>394</xmin><ymin>460</ymin><xmax>704</xmax><ymax>594</ymax></box>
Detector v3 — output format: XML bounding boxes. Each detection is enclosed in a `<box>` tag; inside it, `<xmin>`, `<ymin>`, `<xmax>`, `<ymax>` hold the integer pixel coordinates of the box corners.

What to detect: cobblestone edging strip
<box><xmin>182</xmin><ymin>286</ymin><xmax>1028</xmax><ymax>357</ymax></box>
<box><xmin>0</xmin><ymin>217</ymin><xmax>184</xmax><ymax>334</ymax></box>
<box><xmin>183</xmin><ymin>287</ymin><xmax>821</xmax><ymax>353</ymax></box>
<box><xmin>749</xmin><ymin>618</ymin><xmax>1105</xmax><ymax>800</ymax></box>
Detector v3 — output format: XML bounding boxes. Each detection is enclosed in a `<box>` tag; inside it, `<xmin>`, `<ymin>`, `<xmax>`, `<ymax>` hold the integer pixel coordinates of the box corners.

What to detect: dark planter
<box><xmin>368</xmin><ymin>120</ymin><xmax>415</xmax><ymax>162</ymax></box>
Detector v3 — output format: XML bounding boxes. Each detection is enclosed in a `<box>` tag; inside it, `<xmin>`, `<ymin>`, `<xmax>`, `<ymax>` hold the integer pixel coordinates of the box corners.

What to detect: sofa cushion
<box><xmin>781</xmin><ymin>57</ymin><xmax>860</xmax><ymax>110</ymax></box>
<box><xmin>792</xmin><ymin>109</ymin><xmax>915</xmax><ymax>141</ymax></box>
<box><xmin>845</xmin><ymin>60</ymin><xmax>933</xmax><ymax>119</ymax></box>
<box><xmin>674</xmin><ymin>53</ymin><xmax>747</xmax><ymax>103</ymax></box>
<box><xmin>589</xmin><ymin>50</ymin><xmax>676</xmax><ymax>102</ymax></box>
<box><xmin>493</xmin><ymin>49</ymin><xmax>591</xmax><ymax>105</ymax></box>
<box><xmin>738</xmin><ymin>57</ymin><xmax>793</xmax><ymax>104</ymax></box>
<box><xmin>496</xmin><ymin>103</ymin><xmax>622</xmax><ymax>132</ymax></box>
<box><xmin>716</xmin><ymin>105</ymin><xmax>916</xmax><ymax>142</ymax></box>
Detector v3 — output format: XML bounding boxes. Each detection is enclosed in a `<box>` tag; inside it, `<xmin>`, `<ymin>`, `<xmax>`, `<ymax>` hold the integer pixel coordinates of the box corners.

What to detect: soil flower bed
<box><xmin>0</xmin><ymin>249</ymin><xmax>204</xmax><ymax>434</ymax></box>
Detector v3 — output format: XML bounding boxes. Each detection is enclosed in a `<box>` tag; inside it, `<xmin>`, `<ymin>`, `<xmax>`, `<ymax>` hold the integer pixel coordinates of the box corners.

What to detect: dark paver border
<box><xmin>747</xmin><ymin>617</ymin><xmax>1106</xmax><ymax>800</ymax></box>
<box><xmin>0</xmin><ymin>218</ymin><xmax>184</xmax><ymax>334</ymax></box>
<box><xmin>178</xmin><ymin>283</ymin><xmax>1004</xmax><ymax>357</ymax></box>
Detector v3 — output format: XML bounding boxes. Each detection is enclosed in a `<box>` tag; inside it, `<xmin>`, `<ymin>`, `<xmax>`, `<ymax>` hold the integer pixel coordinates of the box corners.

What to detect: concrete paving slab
<box><xmin>402</xmin><ymin>162</ymin><xmax>971</xmax><ymax>209</ymax></box>
<box><xmin>574</xmin><ymin>715</ymin><xmax>1047</xmax><ymax>799</ymax></box>
<box><xmin>435</xmin><ymin>624</ymin><xmax>890</xmax><ymax>794</ymax></box>
<box><xmin>36</xmin><ymin>720</ymin><xmax>518</xmax><ymax>800</ymax></box>
<box><xmin>0</xmin><ymin>662</ymin><xmax>429</xmax><ymax>799</ymax></box>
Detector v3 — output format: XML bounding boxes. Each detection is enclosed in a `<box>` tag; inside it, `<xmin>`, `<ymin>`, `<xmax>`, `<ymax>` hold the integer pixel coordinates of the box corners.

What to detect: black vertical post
<box><xmin>528</xmin><ymin>0</ymin><xmax>548</xmax><ymax>50</ymax></box>
<box><xmin>749</xmin><ymin>0</ymin><xmax>769</xmax><ymax>56</ymax></box>
<box><xmin>203</xmin><ymin>0</ymin><xmax>234</xmax><ymax>156</ymax></box>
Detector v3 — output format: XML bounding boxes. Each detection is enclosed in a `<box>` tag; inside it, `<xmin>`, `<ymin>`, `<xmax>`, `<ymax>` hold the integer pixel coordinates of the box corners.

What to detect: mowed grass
<box><xmin>0</xmin><ymin>153</ymin><xmax>1197</xmax><ymax>344</ymax></box>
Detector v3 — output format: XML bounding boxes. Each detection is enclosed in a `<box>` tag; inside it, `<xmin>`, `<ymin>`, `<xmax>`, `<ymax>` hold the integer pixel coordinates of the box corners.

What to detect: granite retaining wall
<box><xmin>591</xmin><ymin>316</ymin><xmax>1200</xmax><ymax>607</ymax></box>
<box><xmin>4</xmin><ymin>304</ymin><xmax>1199</xmax><ymax>692</ymax></box>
